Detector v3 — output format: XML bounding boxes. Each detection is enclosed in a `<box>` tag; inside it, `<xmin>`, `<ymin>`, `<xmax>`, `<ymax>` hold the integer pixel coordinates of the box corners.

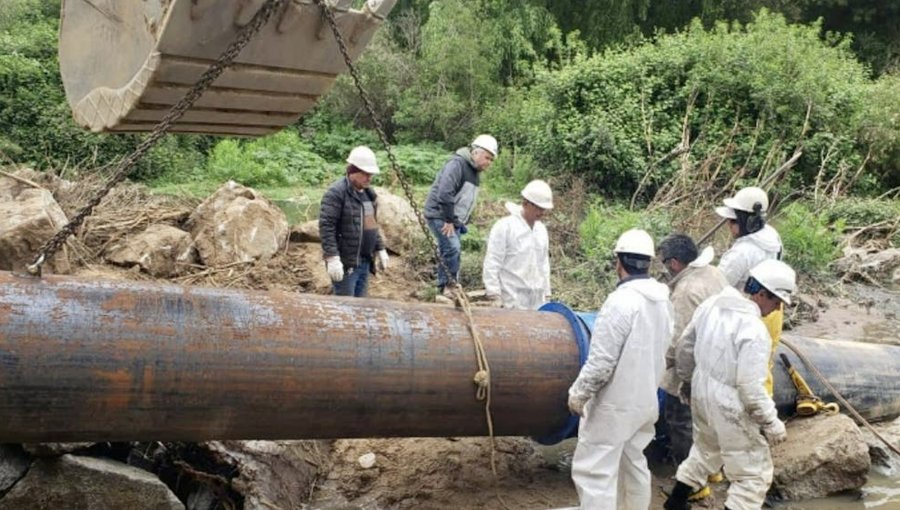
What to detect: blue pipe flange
<box><xmin>533</xmin><ymin>302</ymin><xmax>595</xmax><ymax>445</ymax></box>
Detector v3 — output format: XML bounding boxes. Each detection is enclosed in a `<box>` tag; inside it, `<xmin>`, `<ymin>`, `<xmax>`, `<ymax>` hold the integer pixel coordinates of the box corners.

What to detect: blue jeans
<box><xmin>427</xmin><ymin>218</ymin><xmax>461</xmax><ymax>289</ymax></box>
<box><xmin>332</xmin><ymin>258</ymin><xmax>370</xmax><ymax>297</ymax></box>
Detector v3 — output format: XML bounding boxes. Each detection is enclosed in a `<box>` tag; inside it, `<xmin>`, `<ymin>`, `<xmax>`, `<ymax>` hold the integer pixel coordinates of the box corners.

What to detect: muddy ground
<box><xmin>3</xmin><ymin>172</ymin><xmax>898</xmax><ymax>509</ymax></box>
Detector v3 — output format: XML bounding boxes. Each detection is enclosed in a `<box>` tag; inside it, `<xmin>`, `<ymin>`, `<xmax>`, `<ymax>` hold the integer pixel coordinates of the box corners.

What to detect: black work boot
<box><xmin>664</xmin><ymin>481</ymin><xmax>694</xmax><ymax>510</ymax></box>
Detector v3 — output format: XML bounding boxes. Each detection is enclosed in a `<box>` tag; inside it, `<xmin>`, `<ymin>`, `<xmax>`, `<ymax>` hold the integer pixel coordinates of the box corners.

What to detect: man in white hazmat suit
<box><xmin>664</xmin><ymin>259</ymin><xmax>795</xmax><ymax>510</ymax></box>
<box><xmin>482</xmin><ymin>180</ymin><xmax>553</xmax><ymax>310</ymax></box>
<box><xmin>716</xmin><ymin>186</ymin><xmax>785</xmax><ymax>396</ymax></box>
<box><xmin>567</xmin><ymin>229</ymin><xmax>674</xmax><ymax>509</ymax></box>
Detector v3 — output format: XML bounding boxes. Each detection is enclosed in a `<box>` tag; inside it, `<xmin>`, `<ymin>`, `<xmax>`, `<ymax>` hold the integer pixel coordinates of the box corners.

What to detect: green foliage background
<box><xmin>1</xmin><ymin>0</ymin><xmax>898</xmax><ymax>289</ymax></box>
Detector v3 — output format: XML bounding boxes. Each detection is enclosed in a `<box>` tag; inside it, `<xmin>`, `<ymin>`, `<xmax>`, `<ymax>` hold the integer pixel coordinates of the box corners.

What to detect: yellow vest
<box><xmin>761</xmin><ymin>305</ymin><xmax>784</xmax><ymax>396</ymax></box>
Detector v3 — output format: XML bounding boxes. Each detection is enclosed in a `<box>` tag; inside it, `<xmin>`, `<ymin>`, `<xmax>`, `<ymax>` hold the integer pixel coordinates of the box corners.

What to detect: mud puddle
<box><xmin>774</xmin><ymin>471</ymin><xmax>900</xmax><ymax>509</ymax></box>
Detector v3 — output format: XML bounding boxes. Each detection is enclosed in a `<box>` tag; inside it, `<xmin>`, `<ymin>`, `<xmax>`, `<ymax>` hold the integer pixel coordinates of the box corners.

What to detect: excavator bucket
<box><xmin>58</xmin><ymin>0</ymin><xmax>397</xmax><ymax>137</ymax></box>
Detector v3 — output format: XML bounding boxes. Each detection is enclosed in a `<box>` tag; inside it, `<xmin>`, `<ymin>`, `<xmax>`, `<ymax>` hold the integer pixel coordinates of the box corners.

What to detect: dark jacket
<box><xmin>318</xmin><ymin>177</ymin><xmax>385</xmax><ymax>272</ymax></box>
<box><xmin>423</xmin><ymin>148</ymin><xmax>480</xmax><ymax>225</ymax></box>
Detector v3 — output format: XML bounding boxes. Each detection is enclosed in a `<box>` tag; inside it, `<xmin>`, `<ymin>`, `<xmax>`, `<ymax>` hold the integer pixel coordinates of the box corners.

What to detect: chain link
<box><xmin>27</xmin><ymin>0</ymin><xmax>289</xmax><ymax>275</ymax></box>
<box><xmin>313</xmin><ymin>0</ymin><xmax>498</xmax><ymax>474</ymax></box>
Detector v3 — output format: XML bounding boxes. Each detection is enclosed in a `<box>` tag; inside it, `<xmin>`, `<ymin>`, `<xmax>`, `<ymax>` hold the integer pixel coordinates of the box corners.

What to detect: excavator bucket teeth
<box><xmin>58</xmin><ymin>0</ymin><xmax>397</xmax><ymax>137</ymax></box>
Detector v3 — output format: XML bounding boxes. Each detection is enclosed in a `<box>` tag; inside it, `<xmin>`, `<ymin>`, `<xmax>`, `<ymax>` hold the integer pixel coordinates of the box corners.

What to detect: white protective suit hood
<box><xmin>719</xmin><ymin>224</ymin><xmax>783</xmax><ymax>290</ymax></box>
<box><xmin>567</xmin><ymin>276</ymin><xmax>673</xmax><ymax>509</ymax></box>
<box><xmin>481</xmin><ymin>202</ymin><xmax>551</xmax><ymax>310</ymax></box>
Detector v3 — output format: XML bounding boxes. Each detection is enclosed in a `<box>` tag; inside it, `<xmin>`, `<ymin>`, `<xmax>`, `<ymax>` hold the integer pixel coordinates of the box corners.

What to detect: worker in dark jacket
<box><xmin>319</xmin><ymin>146</ymin><xmax>389</xmax><ymax>297</ymax></box>
<box><xmin>423</xmin><ymin>134</ymin><xmax>497</xmax><ymax>301</ymax></box>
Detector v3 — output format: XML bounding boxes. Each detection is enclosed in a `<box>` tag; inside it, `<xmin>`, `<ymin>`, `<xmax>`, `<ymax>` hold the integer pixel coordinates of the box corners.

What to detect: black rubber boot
<box><xmin>664</xmin><ymin>481</ymin><xmax>694</xmax><ymax>510</ymax></box>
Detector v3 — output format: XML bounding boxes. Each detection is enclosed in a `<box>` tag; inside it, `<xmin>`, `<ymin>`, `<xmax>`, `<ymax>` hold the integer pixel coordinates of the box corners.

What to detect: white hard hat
<box><xmin>613</xmin><ymin>229</ymin><xmax>655</xmax><ymax>258</ymax></box>
<box><xmin>471</xmin><ymin>134</ymin><xmax>498</xmax><ymax>157</ymax></box>
<box><xmin>714</xmin><ymin>206</ymin><xmax>737</xmax><ymax>220</ymax></box>
<box><xmin>749</xmin><ymin>259</ymin><xmax>797</xmax><ymax>305</ymax></box>
<box><xmin>521</xmin><ymin>179</ymin><xmax>553</xmax><ymax>209</ymax></box>
<box><xmin>346</xmin><ymin>146</ymin><xmax>380</xmax><ymax>174</ymax></box>
<box><xmin>723</xmin><ymin>186</ymin><xmax>769</xmax><ymax>213</ymax></box>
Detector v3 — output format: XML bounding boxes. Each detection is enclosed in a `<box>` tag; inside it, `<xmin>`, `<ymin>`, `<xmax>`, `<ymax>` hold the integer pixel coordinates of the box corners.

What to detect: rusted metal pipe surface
<box><xmin>0</xmin><ymin>271</ymin><xmax>579</xmax><ymax>442</ymax></box>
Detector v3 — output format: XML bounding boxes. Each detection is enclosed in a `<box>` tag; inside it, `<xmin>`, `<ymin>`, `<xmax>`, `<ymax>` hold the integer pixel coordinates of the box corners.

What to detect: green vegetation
<box><xmin>773</xmin><ymin>202</ymin><xmax>844</xmax><ymax>274</ymax></box>
<box><xmin>513</xmin><ymin>11</ymin><xmax>888</xmax><ymax>197</ymax></box>
<box><xmin>1</xmin><ymin>1</ymin><xmax>897</xmax><ymax>295</ymax></box>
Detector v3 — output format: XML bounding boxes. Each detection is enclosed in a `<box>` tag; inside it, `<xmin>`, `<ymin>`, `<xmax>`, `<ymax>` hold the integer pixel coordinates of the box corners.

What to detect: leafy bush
<box><xmin>204</xmin><ymin>130</ymin><xmax>334</xmax><ymax>188</ymax></box>
<box><xmin>773</xmin><ymin>202</ymin><xmax>843</xmax><ymax>274</ymax></box>
<box><xmin>579</xmin><ymin>203</ymin><xmax>673</xmax><ymax>261</ymax></box>
<box><xmin>518</xmin><ymin>10</ymin><xmax>891</xmax><ymax>198</ymax></box>
<box><xmin>374</xmin><ymin>143</ymin><xmax>449</xmax><ymax>185</ymax></box>
<box><xmin>821</xmin><ymin>198</ymin><xmax>900</xmax><ymax>245</ymax></box>
<box><xmin>299</xmin><ymin>114</ymin><xmax>380</xmax><ymax>162</ymax></box>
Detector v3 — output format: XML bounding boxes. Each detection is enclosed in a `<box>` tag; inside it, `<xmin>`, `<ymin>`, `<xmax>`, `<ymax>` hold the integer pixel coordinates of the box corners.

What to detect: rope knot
<box><xmin>473</xmin><ymin>370</ymin><xmax>489</xmax><ymax>388</ymax></box>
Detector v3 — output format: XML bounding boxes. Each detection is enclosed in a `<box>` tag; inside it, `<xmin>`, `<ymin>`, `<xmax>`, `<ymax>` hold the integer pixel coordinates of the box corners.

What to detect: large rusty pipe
<box><xmin>0</xmin><ymin>271</ymin><xmax>580</xmax><ymax>442</ymax></box>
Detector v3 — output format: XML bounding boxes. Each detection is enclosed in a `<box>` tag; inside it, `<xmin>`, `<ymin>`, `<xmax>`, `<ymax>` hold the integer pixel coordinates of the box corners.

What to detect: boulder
<box><xmin>0</xmin><ymin>445</ymin><xmax>30</xmax><ymax>493</ymax></box>
<box><xmin>289</xmin><ymin>219</ymin><xmax>320</xmax><ymax>243</ymax></box>
<box><xmin>373</xmin><ymin>186</ymin><xmax>423</xmax><ymax>256</ymax></box>
<box><xmin>186</xmin><ymin>181</ymin><xmax>289</xmax><ymax>267</ymax></box>
<box><xmin>0</xmin><ymin>454</ymin><xmax>183</xmax><ymax>510</ymax></box>
<box><xmin>105</xmin><ymin>224</ymin><xmax>196</xmax><ymax>277</ymax></box>
<box><xmin>771</xmin><ymin>413</ymin><xmax>871</xmax><ymax>500</ymax></box>
<box><xmin>0</xmin><ymin>175</ymin><xmax>71</xmax><ymax>274</ymax></box>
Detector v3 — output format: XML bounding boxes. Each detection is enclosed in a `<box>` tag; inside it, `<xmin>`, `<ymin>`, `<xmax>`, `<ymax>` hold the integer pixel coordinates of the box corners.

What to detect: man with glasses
<box><xmin>657</xmin><ymin>234</ymin><xmax>728</xmax><ymax>501</ymax></box>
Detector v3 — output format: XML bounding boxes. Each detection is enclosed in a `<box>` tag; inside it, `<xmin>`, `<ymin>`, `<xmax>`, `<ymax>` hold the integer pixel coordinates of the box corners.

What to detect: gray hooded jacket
<box><xmin>424</xmin><ymin>148</ymin><xmax>480</xmax><ymax>225</ymax></box>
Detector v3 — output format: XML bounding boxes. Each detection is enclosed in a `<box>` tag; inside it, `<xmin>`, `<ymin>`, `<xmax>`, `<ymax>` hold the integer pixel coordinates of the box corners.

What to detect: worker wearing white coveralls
<box><xmin>664</xmin><ymin>259</ymin><xmax>795</xmax><ymax>510</ymax></box>
<box><xmin>716</xmin><ymin>187</ymin><xmax>783</xmax><ymax>291</ymax></box>
<box><xmin>716</xmin><ymin>186</ymin><xmax>784</xmax><ymax>396</ymax></box>
<box><xmin>482</xmin><ymin>180</ymin><xmax>553</xmax><ymax>310</ymax></box>
<box><xmin>567</xmin><ymin>229</ymin><xmax>674</xmax><ymax>510</ymax></box>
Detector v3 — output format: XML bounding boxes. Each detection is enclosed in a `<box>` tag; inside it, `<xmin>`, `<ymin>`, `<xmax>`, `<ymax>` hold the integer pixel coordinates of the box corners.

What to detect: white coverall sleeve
<box><xmin>568</xmin><ymin>296</ymin><xmax>633</xmax><ymax>402</ymax></box>
<box><xmin>482</xmin><ymin>221</ymin><xmax>507</xmax><ymax>298</ymax></box>
<box><xmin>542</xmin><ymin>238</ymin><xmax>551</xmax><ymax>300</ymax></box>
<box><xmin>735</xmin><ymin>334</ymin><xmax>779</xmax><ymax>427</ymax></box>
<box><xmin>674</xmin><ymin>310</ymin><xmax>699</xmax><ymax>385</ymax></box>
<box><xmin>718</xmin><ymin>246</ymin><xmax>750</xmax><ymax>287</ymax></box>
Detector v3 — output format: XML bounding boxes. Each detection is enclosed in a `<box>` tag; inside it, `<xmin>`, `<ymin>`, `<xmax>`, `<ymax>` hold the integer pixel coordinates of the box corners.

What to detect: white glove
<box><xmin>326</xmin><ymin>256</ymin><xmax>344</xmax><ymax>282</ymax></box>
<box><xmin>762</xmin><ymin>419</ymin><xmax>787</xmax><ymax>446</ymax></box>
<box><xmin>568</xmin><ymin>394</ymin><xmax>587</xmax><ymax>417</ymax></box>
<box><xmin>377</xmin><ymin>249</ymin><xmax>389</xmax><ymax>271</ymax></box>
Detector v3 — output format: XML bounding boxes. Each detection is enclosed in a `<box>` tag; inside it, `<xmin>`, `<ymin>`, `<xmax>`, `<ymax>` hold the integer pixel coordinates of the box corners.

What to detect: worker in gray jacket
<box><xmin>423</xmin><ymin>134</ymin><xmax>497</xmax><ymax>301</ymax></box>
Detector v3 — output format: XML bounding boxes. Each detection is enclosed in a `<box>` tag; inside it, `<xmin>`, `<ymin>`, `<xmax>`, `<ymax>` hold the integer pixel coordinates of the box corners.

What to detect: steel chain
<box><xmin>313</xmin><ymin>0</ymin><xmax>498</xmax><ymax>474</ymax></box>
<box><xmin>312</xmin><ymin>1</ymin><xmax>447</xmax><ymax>284</ymax></box>
<box><xmin>27</xmin><ymin>0</ymin><xmax>289</xmax><ymax>275</ymax></box>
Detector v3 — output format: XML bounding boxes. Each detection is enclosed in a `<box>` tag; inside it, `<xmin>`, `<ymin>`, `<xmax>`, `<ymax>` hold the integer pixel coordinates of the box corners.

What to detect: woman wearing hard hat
<box><xmin>714</xmin><ymin>186</ymin><xmax>784</xmax><ymax>395</ymax></box>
